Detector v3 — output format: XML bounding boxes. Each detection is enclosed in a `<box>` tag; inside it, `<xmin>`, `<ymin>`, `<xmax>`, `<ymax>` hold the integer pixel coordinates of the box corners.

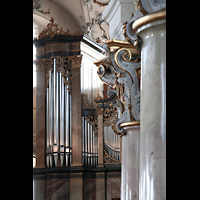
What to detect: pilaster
<box><xmin>96</xmin><ymin>108</ymin><xmax>104</xmax><ymax>167</ymax></box>
<box><xmin>70</xmin><ymin>55</ymin><xmax>83</xmax><ymax>166</ymax></box>
<box><xmin>35</xmin><ymin>65</ymin><xmax>46</xmax><ymax>168</ymax></box>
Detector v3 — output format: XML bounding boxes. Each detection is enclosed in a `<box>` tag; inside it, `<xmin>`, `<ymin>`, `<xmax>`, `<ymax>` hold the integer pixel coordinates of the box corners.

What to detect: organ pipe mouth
<box><xmin>120</xmin><ymin>121</ymin><xmax>140</xmax><ymax>128</ymax></box>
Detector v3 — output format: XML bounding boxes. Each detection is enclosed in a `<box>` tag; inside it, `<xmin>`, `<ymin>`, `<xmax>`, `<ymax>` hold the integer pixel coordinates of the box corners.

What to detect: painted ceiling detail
<box><xmin>33</xmin><ymin>0</ymin><xmax>110</xmax><ymax>43</ymax></box>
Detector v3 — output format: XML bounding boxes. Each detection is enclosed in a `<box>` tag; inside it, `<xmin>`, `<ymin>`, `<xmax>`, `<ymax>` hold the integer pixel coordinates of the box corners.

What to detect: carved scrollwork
<box><xmin>94</xmin><ymin>40</ymin><xmax>141</xmax><ymax>135</ymax></box>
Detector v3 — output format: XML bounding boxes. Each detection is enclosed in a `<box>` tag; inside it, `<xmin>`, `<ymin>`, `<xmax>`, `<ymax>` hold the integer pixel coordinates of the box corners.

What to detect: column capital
<box><xmin>68</xmin><ymin>55</ymin><xmax>83</xmax><ymax>69</ymax></box>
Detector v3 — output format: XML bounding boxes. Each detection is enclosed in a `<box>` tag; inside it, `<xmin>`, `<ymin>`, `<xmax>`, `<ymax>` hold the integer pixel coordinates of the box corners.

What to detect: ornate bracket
<box><xmin>94</xmin><ymin>39</ymin><xmax>141</xmax><ymax>135</ymax></box>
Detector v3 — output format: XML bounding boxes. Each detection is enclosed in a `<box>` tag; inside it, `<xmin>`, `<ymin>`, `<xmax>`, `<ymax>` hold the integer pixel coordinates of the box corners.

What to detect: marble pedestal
<box><xmin>120</xmin><ymin>123</ymin><xmax>140</xmax><ymax>200</ymax></box>
<box><xmin>133</xmin><ymin>11</ymin><xmax>166</xmax><ymax>200</ymax></box>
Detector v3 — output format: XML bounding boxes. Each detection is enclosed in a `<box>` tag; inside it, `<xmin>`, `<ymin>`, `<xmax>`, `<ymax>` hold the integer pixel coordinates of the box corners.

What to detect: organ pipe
<box><xmin>103</xmin><ymin>126</ymin><xmax>120</xmax><ymax>161</ymax></box>
<box><xmin>82</xmin><ymin>117</ymin><xmax>98</xmax><ymax>168</ymax></box>
<box><xmin>46</xmin><ymin>59</ymin><xmax>72</xmax><ymax>168</ymax></box>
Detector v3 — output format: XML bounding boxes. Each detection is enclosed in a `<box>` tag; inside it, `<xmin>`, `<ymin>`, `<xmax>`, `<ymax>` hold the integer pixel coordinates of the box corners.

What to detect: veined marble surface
<box><xmin>137</xmin><ymin>19</ymin><xmax>166</xmax><ymax>200</ymax></box>
<box><xmin>121</xmin><ymin>125</ymin><xmax>140</xmax><ymax>200</ymax></box>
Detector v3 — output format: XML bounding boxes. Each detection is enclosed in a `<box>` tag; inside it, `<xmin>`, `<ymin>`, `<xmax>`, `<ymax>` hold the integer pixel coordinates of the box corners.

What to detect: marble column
<box><xmin>71</xmin><ymin>55</ymin><xmax>83</xmax><ymax>166</ymax></box>
<box><xmin>133</xmin><ymin>11</ymin><xmax>166</xmax><ymax>200</ymax></box>
<box><xmin>120</xmin><ymin>122</ymin><xmax>140</xmax><ymax>200</ymax></box>
<box><xmin>35</xmin><ymin>67</ymin><xmax>46</xmax><ymax>168</ymax></box>
<box><xmin>97</xmin><ymin>108</ymin><xmax>104</xmax><ymax>167</ymax></box>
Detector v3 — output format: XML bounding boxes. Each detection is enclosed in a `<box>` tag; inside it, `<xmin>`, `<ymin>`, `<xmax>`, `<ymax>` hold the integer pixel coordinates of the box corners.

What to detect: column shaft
<box><xmin>121</xmin><ymin>124</ymin><xmax>140</xmax><ymax>200</ymax></box>
<box><xmin>136</xmin><ymin>16</ymin><xmax>166</xmax><ymax>200</ymax></box>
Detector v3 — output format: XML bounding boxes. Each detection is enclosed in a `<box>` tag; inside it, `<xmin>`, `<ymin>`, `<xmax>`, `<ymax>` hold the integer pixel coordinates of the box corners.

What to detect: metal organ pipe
<box><xmin>60</xmin><ymin>73</ymin><xmax>64</xmax><ymax>166</ymax></box>
<box><xmin>82</xmin><ymin>117</ymin><xmax>98</xmax><ymax>168</ymax></box>
<box><xmin>46</xmin><ymin>58</ymin><xmax>72</xmax><ymax>168</ymax></box>
<box><xmin>103</xmin><ymin>126</ymin><xmax>120</xmax><ymax>161</ymax></box>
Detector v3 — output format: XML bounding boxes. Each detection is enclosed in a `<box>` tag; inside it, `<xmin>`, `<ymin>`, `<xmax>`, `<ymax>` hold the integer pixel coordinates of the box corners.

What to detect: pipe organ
<box><xmin>33</xmin><ymin>17</ymin><xmax>83</xmax><ymax>168</ymax></box>
<box><xmin>34</xmin><ymin>17</ymin><xmax>121</xmax><ymax>169</ymax></box>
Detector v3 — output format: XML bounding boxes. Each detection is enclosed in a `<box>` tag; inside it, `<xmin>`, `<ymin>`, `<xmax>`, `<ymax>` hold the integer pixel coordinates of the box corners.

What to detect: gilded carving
<box><xmin>37</xmin><ymin>17</ymin><xmax>83</xmax><ymax>39</ymax></box>
<box><xmin>81</xmin><ymin>94</ymin><xmax>92</xmax><ymax>109</ymax></box>
<box><xmin>94</xmin><ymin>39</ymin><xmax>141</xmax><ymax>134</ymax></box>
<box><xmin>35</xmin><ymin>59</ymin><xmax>46</xmax><ymax>71</ymax></box>
<box><xmin>67</xmin><ymin>55</ymin><xmax>83</xmax><ymax>69</ymax></box>
<box><xmin>81</xmin><ymin>93</ymin><xmax>98</xmax><ymax>136</ymax></box>
<box><xmin>94</xmin><ymin>94</ymin><xmax>104</xmax><ymax>101</ymax></box>
<box><xmin>84</xmin><ymin>115</ymin><xmax>98</xmax><ymax>137</ymax></box>
<box><xmin>96</xmin><ymin>108</ymin><xmax>104</xmax><ymax>115</ymax></box>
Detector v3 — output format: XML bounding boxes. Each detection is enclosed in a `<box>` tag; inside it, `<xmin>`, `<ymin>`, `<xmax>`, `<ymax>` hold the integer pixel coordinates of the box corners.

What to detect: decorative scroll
<box><xmin>94</xmin><ymin>40</ymin><xmax>141</xmax><ymax>134</ymax></box>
